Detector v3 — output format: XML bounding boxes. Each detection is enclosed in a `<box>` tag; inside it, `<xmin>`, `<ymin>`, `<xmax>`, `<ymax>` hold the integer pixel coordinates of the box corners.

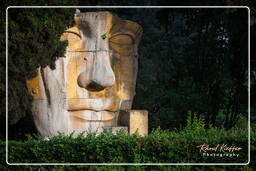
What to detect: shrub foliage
<box><xmin>1</xmin><ymin>116</ymin><xmax>251</xmax><ymax>165</ymax></box>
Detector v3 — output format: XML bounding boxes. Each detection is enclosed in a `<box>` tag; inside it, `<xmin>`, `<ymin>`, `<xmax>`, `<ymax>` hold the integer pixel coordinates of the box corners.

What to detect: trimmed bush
<box><xmin>2</xmin><ymin>118</ymin><xmax>252</xmax><ymax>164</ymax></box>
<box><xmin>1</xmin><ymin>116</ymin><xmax>254</xmax><ymax>170</ymax></box>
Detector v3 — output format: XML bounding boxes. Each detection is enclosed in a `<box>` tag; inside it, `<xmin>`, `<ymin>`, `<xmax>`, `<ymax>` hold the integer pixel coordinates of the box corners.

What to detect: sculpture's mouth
<box><xmin>69</xmin><ymin>109</ymin><xmax>116</xmax><ymax>121</ymax></box>
<box><xmin>66</xmin><ymin>98</ymin><xmax>119</xmax><ymax>112</ymax></box>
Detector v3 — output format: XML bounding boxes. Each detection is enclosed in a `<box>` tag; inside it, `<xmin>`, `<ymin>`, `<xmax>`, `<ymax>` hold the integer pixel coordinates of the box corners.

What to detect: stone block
<box><xmin>118</xmin><ymin>110</ymin><xmax>148</xmax><ymax>136</ymax></box>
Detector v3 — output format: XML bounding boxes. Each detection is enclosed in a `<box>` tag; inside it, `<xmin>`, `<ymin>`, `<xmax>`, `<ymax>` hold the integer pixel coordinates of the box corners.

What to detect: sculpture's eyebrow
<box><xmin>64</xmin><ymin>31</ymin><xmax>82</xmax><ymax>39</ymax></box>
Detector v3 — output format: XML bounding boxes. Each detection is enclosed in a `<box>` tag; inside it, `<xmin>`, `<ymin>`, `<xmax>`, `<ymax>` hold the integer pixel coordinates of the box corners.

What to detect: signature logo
<box><xmin>197</xmin><ymin>144</ymin><xmax>242</xmax><ymax>158</ymax></box>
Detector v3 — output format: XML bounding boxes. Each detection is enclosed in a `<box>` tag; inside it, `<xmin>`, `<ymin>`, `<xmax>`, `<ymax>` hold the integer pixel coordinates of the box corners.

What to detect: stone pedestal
<box><xmin>118</xmin><ymin>110</ymin><xmax>148</xmax><ymax>136</ymax></box>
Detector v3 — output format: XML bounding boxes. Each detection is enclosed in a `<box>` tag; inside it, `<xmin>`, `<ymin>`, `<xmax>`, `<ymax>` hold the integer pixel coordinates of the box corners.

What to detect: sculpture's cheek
<box><xmin>107</xmin><ymin>101</ymin><xmax>118</xmax><ymax>111</ymax></box>
<box><xmin>67</xmin><ymin>54</ymin><xmax>79</xmax><ymax>99</ymax></box>
<box><xmin>31</xmin><ymin>99</ymin><xmax>70</xmax><ymax>137</ymax></box>
<box><xmin>111</xmin><ymin>55</ymin><xmax>122</xmax><ymax>99</ymax></box>
<box><xmin>66</xmin><ymin>52</ymin><xmax>91</xmax><ymax>100</ymax></box>
<box><xmin>112</xmin><ymin>53</ymin><xmax>137</xmax><ymax>100</ymax></box>
<box><xmin>110</xmin><ymin>40</ymin><xmax>134</xmax><ymax>56</ymax></box>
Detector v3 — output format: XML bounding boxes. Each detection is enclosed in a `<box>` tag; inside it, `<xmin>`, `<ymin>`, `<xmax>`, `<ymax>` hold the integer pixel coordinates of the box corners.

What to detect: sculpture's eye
<box><xmin>109</xmin><ymin>33</ymin><xmax>135</xmax><ymax>55</ymax></box>
<box><xmin>109</xmin><ymin>33</ymin><xmax>134</xmax><ymax>45</ymax></box>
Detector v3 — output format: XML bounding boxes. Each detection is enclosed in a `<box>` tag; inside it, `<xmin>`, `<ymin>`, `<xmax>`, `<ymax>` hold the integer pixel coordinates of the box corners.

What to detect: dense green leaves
<box><xmin>7</xmin><ymin>7</ymin><xmax>76</xmax><ymax>125</ymax></box>
<box><xmin>1</xmin><ymin>116</ymin><xmax>251</xmax><ymax>165</ymax></box>
<box><xmin>124</xmin><ymin>8</ymin><xmax>249</xmax><ymax>130</ymax></box>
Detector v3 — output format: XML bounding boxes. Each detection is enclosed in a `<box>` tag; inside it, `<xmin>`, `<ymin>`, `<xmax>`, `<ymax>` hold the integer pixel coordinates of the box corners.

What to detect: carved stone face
<box><xmin>26</xmin><ymin>11</ymin><xmax>142</xmax><ymax>136</ymax></box>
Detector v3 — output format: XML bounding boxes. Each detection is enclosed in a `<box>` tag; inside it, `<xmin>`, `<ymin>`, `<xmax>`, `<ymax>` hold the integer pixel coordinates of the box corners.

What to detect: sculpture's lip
<box><xmin>66</xmin><ymin>98</ymin><xmax>119</xmax><ymax>112</ymax></box>
<box><xmin>69</xmin><ymin>109</ymin><xmax>116</xmax><ymax>121</ymax></box>
<box><xmin>68</xmin><ymin>109</ymin><xmax>116</xmax><ymax>112</ymax></box>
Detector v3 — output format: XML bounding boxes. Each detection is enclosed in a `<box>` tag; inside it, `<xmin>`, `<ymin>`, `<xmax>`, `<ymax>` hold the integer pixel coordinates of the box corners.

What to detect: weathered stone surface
<box><xmin>118</xmin><ymin>110</ymin><xmax>148</xmax><ymax>136</ymax></box>
<box><xmin>26</xmin><ymin>10</ymin><xmax>147</xmax><ymax>137</ymax></box>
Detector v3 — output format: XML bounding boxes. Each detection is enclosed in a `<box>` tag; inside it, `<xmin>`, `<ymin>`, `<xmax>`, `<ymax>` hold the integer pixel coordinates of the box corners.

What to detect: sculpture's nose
<box><xmin>77</xmin><ymin>52</ymin><xmax>115</xmax><ymax>91</ymax></box>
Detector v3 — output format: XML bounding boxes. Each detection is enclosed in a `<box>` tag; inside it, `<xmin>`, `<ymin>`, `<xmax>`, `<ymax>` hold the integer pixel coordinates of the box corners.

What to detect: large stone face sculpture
<box><xmin>26</xmin><ymin>11</ymin><xmax>148</xmax><ymax>137</ymax></box>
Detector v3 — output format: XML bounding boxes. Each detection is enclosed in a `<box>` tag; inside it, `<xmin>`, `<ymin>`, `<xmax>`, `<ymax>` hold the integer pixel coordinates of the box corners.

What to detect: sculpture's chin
<box><xmin>69</xmin><ymin>109</ymin><xmax>116</xmax><ymax>121</ymax></box>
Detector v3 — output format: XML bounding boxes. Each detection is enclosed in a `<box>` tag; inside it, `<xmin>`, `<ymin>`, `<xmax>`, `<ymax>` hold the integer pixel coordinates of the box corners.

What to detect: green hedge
<box><xmin>2</xmin><ymin>120</ymin><xmax>253</xmax><ymax>160</ymax></box>
<box><xmin>3</xmin><ymin>130</ymin><xmax>249</xmax><ymax>164</ymax></box>
<box><xmin>1</xmin><ymin>116</ymin><xmax>254</xmax><ymax>170</ymax></box>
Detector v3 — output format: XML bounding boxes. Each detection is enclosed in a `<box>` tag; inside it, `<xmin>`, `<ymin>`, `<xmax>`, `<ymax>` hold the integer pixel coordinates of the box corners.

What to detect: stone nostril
<box><xmin>77</xmin><ymin>72</ymin><xmax>106</xmax><ymax>91</ymax></box>
<box><xmin>86</xmin><ymin>81</ymin><xmax>105</xmax><ymax>91</ymax></box>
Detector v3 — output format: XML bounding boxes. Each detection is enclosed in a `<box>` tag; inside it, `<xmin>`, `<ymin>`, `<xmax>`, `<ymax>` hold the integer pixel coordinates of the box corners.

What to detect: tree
<box><xmin>5</xmin><ymin>4</ymin><xmax>77</xmax><ymax>139</ymax></box>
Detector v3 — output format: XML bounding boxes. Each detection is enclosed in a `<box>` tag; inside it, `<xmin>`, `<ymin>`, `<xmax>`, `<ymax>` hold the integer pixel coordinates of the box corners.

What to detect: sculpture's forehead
<box><xmin>78</xmin><ymin>11</ymin><xmax>142</xmax><ymax>37</ymax></box>
<box><xmin>78</xmin><ymin>11</ymin><xmax>117</xmax><ymax>34</ymax></box>
<box><xmin>61</xmin><ymin>11</ymin><xmax>142</xmax><ymax>52</ymax></box>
